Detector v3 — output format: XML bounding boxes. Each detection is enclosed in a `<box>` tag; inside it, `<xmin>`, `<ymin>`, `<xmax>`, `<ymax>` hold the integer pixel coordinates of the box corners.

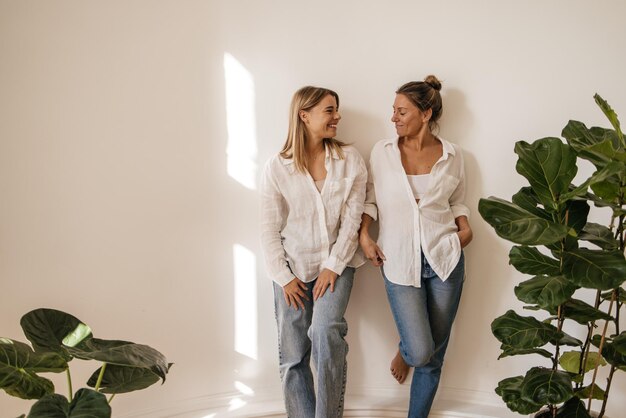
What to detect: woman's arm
<box><xmin>359</xmin><ymin>213</ymin><xmax>386</xmax><ymax>266</ymax></box>
<box><xmin>455</xmin><ymin>215</ymin><xmax>473</xmax><ymax>248</ymax></box>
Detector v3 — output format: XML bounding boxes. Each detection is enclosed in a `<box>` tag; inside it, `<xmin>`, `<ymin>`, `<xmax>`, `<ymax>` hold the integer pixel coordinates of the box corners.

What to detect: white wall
<box><xmin>1</xmin><ymin>1</ymin><xmax>625</xmax><ymax>417</ymax></box>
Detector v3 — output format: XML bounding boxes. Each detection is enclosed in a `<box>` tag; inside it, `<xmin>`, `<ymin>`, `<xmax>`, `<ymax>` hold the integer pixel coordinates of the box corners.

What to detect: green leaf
<box><xmin>514</xmin><ymin>275</ymin><xmax>577</xmax><ymax>309</ymax></box>
<box><xmin>595</xmin><ymin>93</ymin><xmax>624</xmax><ymax>142</ymax></box>
<box><xmin>495</xmin><ymin>376</ymin><xmax>543</xmax><ymax>414</ymax></box>
<box><xmin>562</xmin><ymin>120</ymin><xmax>621</xmax><ymax>168</ymax></box>
<box><xmin>576</xmin><ymin>383</ymin><xmax>606</xmax><ymax>401</ymax></box>
<box><xmin>591</xmin><ymin>335</ymin><xmax>626</xmax><ymax>371</ymax></box>
<box><xmin>612</xmin><ymin>331</ymin><xmax>626</xmax><ymax>355</ymax></box>
<box><xmin>67</xmin><ymin>339</ymin><xmax>169</xmax><ymax>382</ymax></box>
<box><xmin>0</xmin><ymin>338</ymin><xmax>66</xmax><ymax>400</ymax></box>
<box><xmin>479</xmin><ymin>197</ymin><xmax>568</xmax><ymax>245</ymax></box>
<box><xmin>561</xmin><ymin>162</ymin><xmax>624</xmax><ymax>201</ymax></box>
<box><xmin>554</xmin><ymin>332</ymin><xmax>583</xmax><ymax>347</ymax></box>
<box><xmin>555</xmin><ymin>396</ymin><xmax>592</xmax><ymax>417</ymax></box>
<box><xmin>27</xmin><ymin>389</ymin><xmax>111</xmax><ymax>418</ymax></box>
<box><xmin>509</xmin><ymin>246</ymin><xmax>561</xmax><ymax>276</ymax></box>
<box><xmin>520</xmin><ymin>366</ymin><xmax>574</xmax><ymax>405</ymax></box>
<box><xmin>578</xmin><ymin>222</ymin><xmax>619</xmax><ymax>250</ymax></box>
<box><xmin>498</xmin><ymin>345</ymin><xmax>553</xmax><ymax>359</ymax></box>
<box><xmin>601</xmin><ymin>287</ymin><xmax>626</xmax><ymax>303</ymax></box>
<box><xmin>86</xmin><ymin>364</ymin><xmax>172</xmax><ymax>394</ymax></box>
<box><xmin>559</xmin><ymin>351</ymin><xmax>606</xmax><ymax>374</ymax></box>
<box><xmin>20</xmin><ymin>309</ymin><xmax>91</xmax><ymax>360</ymax></box>
<box><xmin>546</xmin><ymin>299</ymin><xmax>612</xmax><ymax>325</ymax></box>
<box><xmin>562</xmin><ymin>249</ymin><xmax>626</xmax><ymax>290</ymax></box>
<box><xmin>512</xmin><ymin>187</ymin><xmax>552</xmax><ymax>219</ymax></box>
<box><xmin>515</xmin><ymin>138</ymin><xmax>577</xmax><ymax>210</ymax></box>
<box><xmin>491</xmin><ymin>310</ymin><xmax>562</xmax><ymax>349</ymax></box>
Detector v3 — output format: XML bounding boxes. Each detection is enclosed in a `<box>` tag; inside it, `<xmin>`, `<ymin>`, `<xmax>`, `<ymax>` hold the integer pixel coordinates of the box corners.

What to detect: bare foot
<box><xmin>390</xmin><ymin>349</ymin><xmax>409</xmax><ymax>384</ymax></box>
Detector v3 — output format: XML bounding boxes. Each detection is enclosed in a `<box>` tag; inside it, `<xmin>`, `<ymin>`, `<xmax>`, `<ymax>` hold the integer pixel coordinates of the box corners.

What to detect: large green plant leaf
<box><xmin>592</xmin><ymin>335</ymin><xmax>626</xmax><ymax>371</ymax></box>
<box><xmin>515</xmin><ymin>138</ymin><xmax>577</xmax><ymax>209</ymax></box>
<box><xmin>0</xmin><ymin>338</ymin><xmax>66</xmax><ymax>400</ymax></box>
<box><xmin>479</xmin><ymin>197</ymin><xmax>569</xmax><ymax>245</ymax></box>
<box><xmin>546</xmin><ymin>299</ymin><xmax>612</xmax><ymax>325</ymax></box>
<box><xmin>555</xmin><ymin>396</ymin><xmax>593</xmax><ymax>417</ymax></box>
<box><xmin>576</xmin><ymin>383</ymin><xmax>606</xmax><ymax>401</ymax></box>
<box><xmin>520</xmin><ymin>367</ymin><xmax>574</xmax><ymax>405</ymax></box>
<box><xmin>562</xmin><ymin>120</ymin><xmax>623</xmax><ymax>168</ymax></box>
<box><xmin>512</xmin><ymin>187</ymin><xmax>552</xmax><ymax>219</ymax></box>
<box><xmin>20</xmin><ymin>309</ymin><xmax>92</xmax><ymax>360</ymax></box>
<box><xmin>595</xmin><ymin>93</ymin><xmax>624</xmax><ymax>142</ymax></box>
<box><xmin>27</xmin><ymin>388</ymin><xmax>111</xmax><ymax>418</ymax></box>
<box><xmin>509</xmin><ymin>246</ymin><xmax>561</xmax><ymax>276</ymax></box>
<box><xmin>612</xmin><ymin>331</ymin><xmax>626</xmax><ymax>355</ymax></box>
<box><xmin>559</xmin><ymin>351</ymin><xmax>606</xmax><ymax>374</ymax></box>
<box><xmin>514</xmin><ymin>275</ymin><xmax>577</xmax><ymax>309</ymax></box>
<box><xmin>491</xmin><ymin>310</ymin><xmax>562</xmax><ymax>349</ymax></box>
<box><xmin>86</xmin><ymin>363</ymin><xmax>172</xmax><ymax>394</ymax></box>
<box><xmin>562</xmin><ymin>249</ymin><xmax>626</xmax><ymax>290</ymax></box>
<box><xmin>67</xmin><ymin>339</ymin><xmax>169</xmax><ymax>382</ymax></box>
<box><xmin>495</xmin><ymin>376</ymin><xmax>543</xmax><ymax>414</ymax></box>
<box><xmin>498</xmin><ymin>345</ymin><xmax>552</xmax><ymax>359</ymax></box>
<box><xmin>578</xmin><ymin>222</ymin><xmax>619</xmax><ymax>250</ymax></box>
<box><xmin>561</xmin><ymin>162</ymin><xmax>624</xmax><ymax>201</ymax></box>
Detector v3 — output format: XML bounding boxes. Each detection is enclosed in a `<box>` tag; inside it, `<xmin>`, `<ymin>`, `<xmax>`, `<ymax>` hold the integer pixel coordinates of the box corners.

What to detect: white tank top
<box><xmin>407</xmin><ymin>174</ymin><xmax>431</xmax><ymax>199</ymax></box>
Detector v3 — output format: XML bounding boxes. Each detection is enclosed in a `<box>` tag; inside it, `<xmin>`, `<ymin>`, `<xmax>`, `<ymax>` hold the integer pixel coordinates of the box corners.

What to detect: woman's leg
<box><xmin>408</xmin><ymin>253</ymin><xmax>465</xmax><ymax>418</ymax></box>
<box><xmin>273</xmin><ymin>281</ymin><xmax>315</xmax><ymax>418</ymax></box>
<box><xmin>309</xmin><ymin>267</ymin><xmax>354</xmax><ymax>418</ymax></box>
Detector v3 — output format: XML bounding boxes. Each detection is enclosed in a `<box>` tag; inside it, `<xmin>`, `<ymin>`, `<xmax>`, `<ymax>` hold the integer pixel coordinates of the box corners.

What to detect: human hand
<box><xmin>283</xmin><ymin>277</ymin><xmax>309</xmax><ymax>310</ymax></box>
<box><xmin>360</xmin><ymin>233</ymin><xmax>386</xmax><ymax>266</ymax></box>
<box><xmin>313</xmin><ymin>269</ymin><xmax>338</xmax><ymax>301</ymax></box>
<box><xmin>457</xmin><ymin>227</ymin><xmax>473</xmax><ymax>248</ymax></box>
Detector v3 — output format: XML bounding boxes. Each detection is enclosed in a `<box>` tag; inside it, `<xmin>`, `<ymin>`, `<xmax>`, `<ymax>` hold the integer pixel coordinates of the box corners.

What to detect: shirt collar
<box><xmin>384</xmin><ymin>136</ymin><xmax>456</xmax><ymax>159</ymax></box>
<box><xmin>280</xmin><ymin>145</ymin><xmax>341</xmax><ymax>166</ymax></box>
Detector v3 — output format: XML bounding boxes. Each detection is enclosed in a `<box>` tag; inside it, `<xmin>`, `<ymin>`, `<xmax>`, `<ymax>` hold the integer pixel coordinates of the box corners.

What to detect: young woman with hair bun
<box><xmin>359</xmin><ymin>75</ymin><xmax>472</xmax><ymax>417</ymax></box>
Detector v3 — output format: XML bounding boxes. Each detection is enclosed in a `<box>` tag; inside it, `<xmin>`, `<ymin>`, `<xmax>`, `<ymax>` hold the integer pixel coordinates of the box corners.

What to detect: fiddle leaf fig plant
<box><xmin>479</xmin><ymin>94</ymin><xmax>625</xmax><ymax>417</ymax></box>
<box><xmin>0</xmin><ymin>308</ymin><xmax>172</xmax><ymax>418</ymax></box>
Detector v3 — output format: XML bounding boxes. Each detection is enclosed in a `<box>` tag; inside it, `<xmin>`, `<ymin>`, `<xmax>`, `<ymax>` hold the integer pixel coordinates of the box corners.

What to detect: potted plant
<box><xmin>479</xmin><ymin>94</ymin><xmax>625</xmax><ymax>417</ymax></box>
<box><xmin>1</xmin><ymin>308</ymin><xmax>172</xmax><ymax>418</ymax></box>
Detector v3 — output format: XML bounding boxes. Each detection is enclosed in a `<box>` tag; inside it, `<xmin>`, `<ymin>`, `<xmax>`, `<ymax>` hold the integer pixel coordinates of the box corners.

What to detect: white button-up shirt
<box><xmin>261</xmin><ymin>145</ymin><xmax>367</xmax><ymax>287</ymax></box>
<box><xmin>364</xmin><ymin>137</ymin><xmax>470</xmax><ymax>287</ymax></box>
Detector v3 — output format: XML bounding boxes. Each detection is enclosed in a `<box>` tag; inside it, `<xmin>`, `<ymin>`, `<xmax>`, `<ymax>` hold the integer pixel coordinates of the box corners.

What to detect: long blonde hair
<box><xmin>280</xmin><ymin>86</ymin><xmax>346</xmax><ymax>173</ymax></box>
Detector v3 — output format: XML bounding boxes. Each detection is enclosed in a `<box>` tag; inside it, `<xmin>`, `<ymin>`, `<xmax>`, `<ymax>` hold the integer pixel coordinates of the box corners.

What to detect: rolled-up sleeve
<box><xmin>362</xmin><ymin>158</ymin><xmax>378</xmax><ymax>221</ymax></box>
<box><xmin>449</xmin><ymin>150</ymin><xmax>470</xmax><ymax>219</ymax></box>
<box><xmin>323</xmin><ymin>153</ymin><xmax>367</xmax><ymax>275</ymax></box>
<box><xmin>260</xmin><ymin>161</ymin><xmax>294</xmax><ymax>286</ymax></box>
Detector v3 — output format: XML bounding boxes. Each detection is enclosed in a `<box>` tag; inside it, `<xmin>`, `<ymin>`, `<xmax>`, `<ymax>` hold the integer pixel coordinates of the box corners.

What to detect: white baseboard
<box><xmin>119</xmin><ymin>385</ymin><xmax>518</xmax><ymax>418</ymax></box>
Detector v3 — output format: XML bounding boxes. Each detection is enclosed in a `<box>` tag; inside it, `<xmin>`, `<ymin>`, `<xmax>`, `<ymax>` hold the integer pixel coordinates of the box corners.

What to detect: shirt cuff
<box><xmin>274</xmin><ymin>268</ymin><xmax>295</xmax><ymax>287</ymax></box>
<box><xmin>322</xmin><ymin>255</ymin><xmax>347</xmax><ymax>276</ymax></box>
<box><xmin>451</xmin><ymin>204</ymin><xmax>471</xmax><ymax>220</ymax></box>
<box><xmin>363</xmin><ymin>203</ymin><xmax>378</xmax><ymax>221</ymax></box>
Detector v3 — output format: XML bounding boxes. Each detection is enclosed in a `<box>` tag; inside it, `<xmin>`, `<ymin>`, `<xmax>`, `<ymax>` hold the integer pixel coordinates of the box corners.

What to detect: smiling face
<box><xmin>300</xmin><ymin>94</ymin><xmax>341</xmax><ymax>141</ymax></box>
<box><xmin>391</xmin><ymin>93</ymin><xmax>431</xmax><ymax>139</ymax></box>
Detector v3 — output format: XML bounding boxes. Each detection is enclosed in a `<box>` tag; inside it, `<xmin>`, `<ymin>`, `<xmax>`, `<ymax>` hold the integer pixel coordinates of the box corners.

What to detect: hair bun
<box><xmin>424</xmin><ymin>75</ymin><xmax>442</xmax><ymax>91</ymax></box>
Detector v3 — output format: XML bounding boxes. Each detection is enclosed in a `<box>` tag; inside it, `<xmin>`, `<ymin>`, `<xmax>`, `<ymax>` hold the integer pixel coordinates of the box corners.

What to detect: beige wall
<box><xmin>1</xmin><ymin>1</ymin><xmax>625</xmax><ymax>417</ymax></box>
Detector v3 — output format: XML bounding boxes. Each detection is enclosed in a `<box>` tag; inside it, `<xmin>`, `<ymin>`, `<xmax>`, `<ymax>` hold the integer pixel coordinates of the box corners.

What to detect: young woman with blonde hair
<box><xmin>261</xmin><ymin>86</ymin><xmax>367</xmax><ymax>418</ymax></box>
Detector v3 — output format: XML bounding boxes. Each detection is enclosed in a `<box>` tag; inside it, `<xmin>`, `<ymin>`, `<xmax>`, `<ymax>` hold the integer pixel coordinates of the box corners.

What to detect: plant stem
<box><xmin>108</xmin><ymin>393</ymin><xmax>116</xmax><ymax>404</ymax></box>
<box><xmin>66</xmin><ymin>368</ymin><xmax>73</xmax><ymax>402</ymax></box>
<box><xmin>94</xmin><ymin>363</ymin><xmax>107</xmax><ymax>392</ymax></box>
<box><xmin>588</xmin><ymin>291</ymin><xmax>616</xmax><ymax>411</ymax></box>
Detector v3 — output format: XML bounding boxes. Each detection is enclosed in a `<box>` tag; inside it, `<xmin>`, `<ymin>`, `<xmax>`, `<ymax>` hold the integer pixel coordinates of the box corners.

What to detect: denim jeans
<box><xmin>383</xmin><ymin>252</ymin><xmax>464</xmax><ymax>418</ymax></box>
<box><xmin>273</xmin><ymin>267</ymin><xmax>355</xmax><ymax>418</ymax></box>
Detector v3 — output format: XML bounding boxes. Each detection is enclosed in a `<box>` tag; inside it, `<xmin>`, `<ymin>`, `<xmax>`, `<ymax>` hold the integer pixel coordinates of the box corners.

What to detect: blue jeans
<box><xmin>383</xmin><ymin>252</ymin><xmax>464</xmax><ymax>418</ymax></box>
<box><xmin>273</xmin><ymin>267</ymin><xmax>354</xmax><ymax>418</ymax></box>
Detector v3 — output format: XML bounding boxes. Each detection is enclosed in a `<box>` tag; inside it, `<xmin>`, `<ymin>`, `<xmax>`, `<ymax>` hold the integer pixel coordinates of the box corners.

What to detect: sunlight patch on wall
<box><xmin>224</xmin><ymin>53</ymin><xmax>258</xmax><ymax>190</ymax></box>
<box><xmin>233</xmin><ymin>244</ymin><xmax>258</xmax><ymax>359</ymax></box>
<box><xmin>235</xmin><ymin>380</ymin><xmax>255</xmax><ymax>396</ymax></box>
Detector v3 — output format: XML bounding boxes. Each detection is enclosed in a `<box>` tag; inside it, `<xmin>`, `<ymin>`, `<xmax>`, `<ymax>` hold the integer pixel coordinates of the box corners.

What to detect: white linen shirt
<box><xmin>364</xmin><ymin>137</ymin><xmax>470</xmax><ymax>287</ymax></box>
<box><xmin>261</xmin><ymin>145</ymin><xmax>367</xmax><ymax>287</ymax></box>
